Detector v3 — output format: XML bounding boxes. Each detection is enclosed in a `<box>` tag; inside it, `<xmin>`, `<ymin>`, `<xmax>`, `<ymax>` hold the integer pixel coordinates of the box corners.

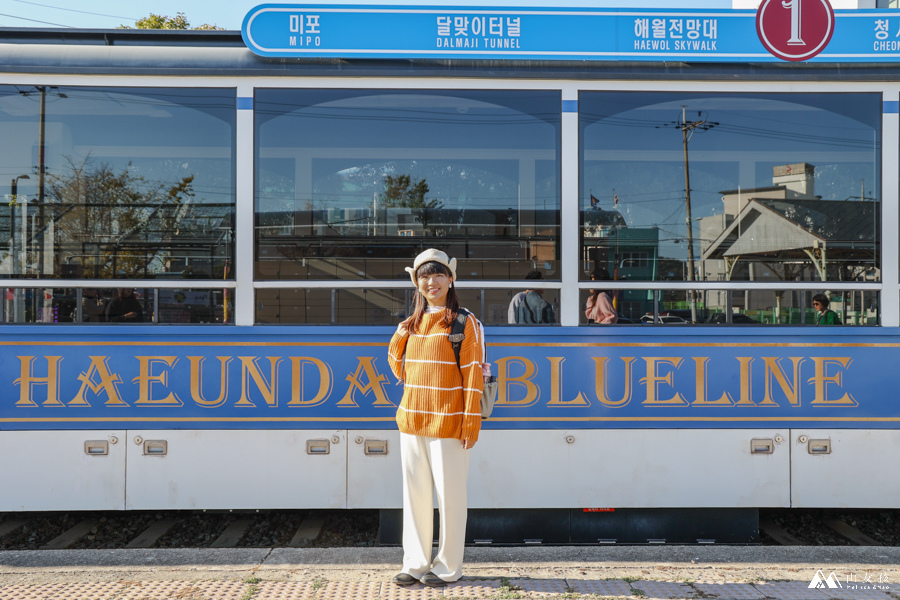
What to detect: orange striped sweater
<box><xmin>388</xmin><ymin>310</ymin><xmax>484</xmax><ymax>442</ymax></box>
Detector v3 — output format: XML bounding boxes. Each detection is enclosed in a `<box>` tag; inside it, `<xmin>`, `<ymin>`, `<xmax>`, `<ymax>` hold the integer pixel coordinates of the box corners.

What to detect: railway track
<box><xmin>758</xmin><ymin>509</ymin><xmax>898</xmax><ymax>546</ymax></box>
<box><xmin>0</xmin><ymin>510</ymin><xmax>378</xmax><ymax>551</ymax></box>
<box><xmin>0</xmin><ymin>509</ymin><xmax>897</xmax><ymax>550</ymax></box>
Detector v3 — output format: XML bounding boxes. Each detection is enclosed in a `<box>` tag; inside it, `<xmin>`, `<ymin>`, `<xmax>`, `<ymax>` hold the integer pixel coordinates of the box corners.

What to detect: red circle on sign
<box><xmin>756</xmin><ymin>0</ymin><xmax>835</xmax><ymax>62</ymax></box>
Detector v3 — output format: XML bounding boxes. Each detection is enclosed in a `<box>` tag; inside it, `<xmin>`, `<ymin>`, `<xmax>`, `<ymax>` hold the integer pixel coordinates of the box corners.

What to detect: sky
<box><xmin>0</xmin><ymin>0</ymin><xmax>734</xmax><ymax>31</ymax></box>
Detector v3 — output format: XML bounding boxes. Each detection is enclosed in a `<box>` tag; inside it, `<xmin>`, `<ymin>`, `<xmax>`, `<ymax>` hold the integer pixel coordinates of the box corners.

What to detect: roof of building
<box><xmin>718</xmin><ymin>185</ymin><xmax>787</xmax><ymax>196</ymax></box>
<box><xmin>703</xmin><ymin>197</ymin><xmax>878</xmax><ymax>260</ymax></box>
<box><xmin>757</xmin><ymin>198</ymin><xmax>876</xmax><ymax>243</ymax></box>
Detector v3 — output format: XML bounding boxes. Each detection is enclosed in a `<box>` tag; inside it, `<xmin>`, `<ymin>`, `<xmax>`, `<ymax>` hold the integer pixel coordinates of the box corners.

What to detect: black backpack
<box><xmin>447</xmin><ymin>308</ymin><xmax>472</xmax><ymax>367</ymax></box>
<box><xmin>446</xmin><ymin>308</ymin><xmax>497</xmax><ymax>418</ymax></box>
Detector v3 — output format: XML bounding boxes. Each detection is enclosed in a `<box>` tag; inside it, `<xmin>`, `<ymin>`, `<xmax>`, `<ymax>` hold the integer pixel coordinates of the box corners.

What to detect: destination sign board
<box><xmin>241</xmin><ymin>3</ymin><xmax>900</xmax><ymax>62</ymax></box>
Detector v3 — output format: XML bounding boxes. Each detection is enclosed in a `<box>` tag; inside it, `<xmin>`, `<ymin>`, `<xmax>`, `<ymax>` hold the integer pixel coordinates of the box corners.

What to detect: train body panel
<box><xmin>0</xmin><ymin>326</ymin><xmax>896</xmax><ymax>510</ymax></box>
<box><xmin>0</xmin><ymin>326</ymin><xmax>891</xmax><ymax>431</ymax></box>
<box><xmin>0</xmin><ymin>430</ymin><xmax>126</xmax><ymax>511</ymax></box>
<box><xmin>123</xmin><ymin>429</ymin><xmax>348</xmax><ymax>510</ymax></box>
<box><xmin>790</xmin><ymin>429</ymin><xmax>900</xmax><ymax>509</ymax></box>
<box><xmin>1</xmin><ymin>17</ymin><xmax>899</xmax><ymax>516</ymax></box>
<box><xmin>468</xmin><ymin>429</ymin><xmax>792</xmax><ymax>509</ymax></box>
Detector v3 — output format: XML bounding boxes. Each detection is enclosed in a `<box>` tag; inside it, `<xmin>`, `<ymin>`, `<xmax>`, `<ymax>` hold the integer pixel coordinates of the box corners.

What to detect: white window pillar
<box><xmin>235</xmin><ymin>85</ymin><xmax>255</xmax><ymax>326</ymax></box>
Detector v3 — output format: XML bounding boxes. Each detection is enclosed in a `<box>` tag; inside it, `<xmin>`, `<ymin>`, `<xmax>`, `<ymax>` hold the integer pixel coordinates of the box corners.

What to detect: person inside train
<box><xmin>813</xmin><ymin>293</ymin><xmax>841</xmax><ymax>325</ymax></box>
<box><xmin>105</xmin><ymin>288</ymin><xmax>144</xmax><ymax>323</ymax></box>
<box><xmin>508</xmin><ymin>270</ymin><xmax>555</xmax><ymax>324</ymax></box>
<box><xmin>388</xmin><ymin>248</ymin><xmax>485</xmax><ymax>588</ymax></box>
<box><xmin>585</xmin><ymin>267</ymin><xmax>618</xmax><ymax>324</ymax></box>
<box><xmin>80</xmin><ymin>288</ymin><xmax>106</xmax><ymax>322</ymax></box>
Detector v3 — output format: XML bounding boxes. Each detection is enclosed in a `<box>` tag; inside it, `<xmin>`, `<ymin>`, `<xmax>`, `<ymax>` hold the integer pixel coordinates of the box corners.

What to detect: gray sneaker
<box><xmin>392</xmin><ymin>573</ymin><xmax>417</xmax><ymax>587</ymax></box>
<box><xmin>420</xmin><ymin>572</ymin><xmax>448</xmax><ymax>587</ymax></box>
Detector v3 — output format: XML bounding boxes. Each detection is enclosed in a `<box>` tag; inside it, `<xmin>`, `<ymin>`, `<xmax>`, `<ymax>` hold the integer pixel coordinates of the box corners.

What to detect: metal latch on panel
<box><xmin>143</xmin><ymin>440</ymin><xmax>168</xmax><ymax>456</ymax></box>
<box><xmin>306</xmin><ymin>439</ymin><xmax>331</xmax><ymax>455</ymax></box>
<box><xmin>84</xmin><ymin>440</ymin><xmax>109</xmax><ymax>456</ymax></box>
<box><xmin>808</xmin><ymin>439</ymin><xmax>831</xmax><ymax>455</ymax></box>
<box><xmin>750</xmin><ymin>438</ymin><xmax>774</xmax><ymax>454</ymax></box>
<box><xmin>364</xmin><ymin>439</ymin><xmax>388</xmax><ymax>456</ymax></box>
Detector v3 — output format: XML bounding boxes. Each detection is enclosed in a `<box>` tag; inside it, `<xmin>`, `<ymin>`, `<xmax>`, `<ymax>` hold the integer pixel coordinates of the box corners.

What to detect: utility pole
<box><xmin>37</xmin><ymin>85</ymin><xmax>46</xmax><ymax>277</ymax></box>
<box><xmin>674</xmin><ymin>106</ymin><xmax>717</xmax><ymax>323</ymax></box>
<box><xmin>680</xmin><ymin>106</ymin><xmax>697</xmax><ymax>323</ymax></box>
<box><xmin>19</xmin><ymin>85</ymin><xmax>66</xmax><ymax>278</ymax></box>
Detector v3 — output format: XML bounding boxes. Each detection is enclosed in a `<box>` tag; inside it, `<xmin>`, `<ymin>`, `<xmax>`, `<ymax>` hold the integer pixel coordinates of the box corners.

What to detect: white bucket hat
<box><xmin>405</xmin><ymin>248</ymin><xmax>457</xmax><ymax>286</ymax></box>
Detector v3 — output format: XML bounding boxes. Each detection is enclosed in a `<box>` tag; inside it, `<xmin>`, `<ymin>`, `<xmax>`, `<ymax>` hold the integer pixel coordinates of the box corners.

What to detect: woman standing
<box><xmin>388</xmin><ymin>248</ymin><xmax>485</xmax><ymax>588</ymax></box>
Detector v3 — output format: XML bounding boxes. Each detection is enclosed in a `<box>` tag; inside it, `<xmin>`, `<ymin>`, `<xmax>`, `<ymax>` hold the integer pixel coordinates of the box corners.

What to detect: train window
<box><xmin>254</xmin><ymin>89</ymin><xmax>561</xmax><ymax>282</ymax></box>
<box><xmin>254</xmin><ymin>287</ymin><xmax>559</xmax><ymax>325</ymax></box>
<box><xmin>579</xmin><ymin>92</ymin><xmax>881</xmax><ymax>286</ymax></box>
<box><xmin>456</xmin><ymin>288</ymin><xmax>559</xmax><ymax>326</ymax></box>
<box><xmin>582</xmin><ymin>288</ymin><xmax>878</xmax><ymax>326</ymax></box>
<box><xmin>256</xmin><ymin>288</ymin><xmax>411</xmax><ymax>324</ymax></box>
<box><xmin>0</xmin><ymin>86</ymin><xmax>236</xmax><ymax>281</ymax></box>
<box><xmin>0</xmin><ymin>287</ymin><xmax>233</xmax><ymax>324</ymax></box>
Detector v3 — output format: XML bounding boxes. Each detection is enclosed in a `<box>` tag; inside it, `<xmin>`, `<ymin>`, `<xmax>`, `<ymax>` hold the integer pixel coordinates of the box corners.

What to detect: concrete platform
<box><xmin>0</xmin><ymin>547</ymin><xmax>898</xmax><ymax>599</ymax></box>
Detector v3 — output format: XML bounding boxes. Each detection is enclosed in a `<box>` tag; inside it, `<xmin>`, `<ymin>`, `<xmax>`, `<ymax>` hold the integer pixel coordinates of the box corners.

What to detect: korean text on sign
<box><xmin>437</xmin><ymin>16</ymin><xmax>521</xmax><ymax>37</ymax></box>
<box><xmin>289</xmin><ymin>14</ymin><xmax>321</xmax><ymax>34</ymax></box>
<box><xmin>634</xmin><ymin>18</ymin><xmax>717</xmax><ymax>41</ymax></box>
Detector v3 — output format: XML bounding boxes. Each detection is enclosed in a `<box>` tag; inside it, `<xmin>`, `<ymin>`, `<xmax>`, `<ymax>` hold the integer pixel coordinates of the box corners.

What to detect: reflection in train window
<box><xmin>579</xmin><ymin>288</ymin><xmax>878</xmax><ymax>326</ymax></box>
<box><xmin>255</xmin><ymin>287</ymin><xmax>559</xmax><ymax>325</ymax></box>
<box><xmin>255</xmin><ymin>89</ymin><xmax>561</xmax><ymax>281</ymax></box>
<box><xmin>0</xmin><ymin>287</ymin><xmax>232</xmax><ymax>324</ymax></box>
<box><xmin>0</xmin><ymin>86</ymin><xmax>236</xmax><ymax>281</ymax></box>
<box><xmin>579</xmin><ymin>92</ymin><xmax>880</xmax><ymax>288</ymax></box>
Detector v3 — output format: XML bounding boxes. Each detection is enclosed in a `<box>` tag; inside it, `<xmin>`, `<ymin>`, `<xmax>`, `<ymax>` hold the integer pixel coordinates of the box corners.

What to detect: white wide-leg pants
<box><xmin>399</xmin><ymin>432</ymin><xmax>470</xmax><ymax>582</ymax></box>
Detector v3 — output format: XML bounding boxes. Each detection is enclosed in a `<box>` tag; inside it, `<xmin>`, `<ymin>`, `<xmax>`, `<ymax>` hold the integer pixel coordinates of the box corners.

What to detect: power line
<box><xmin>7</xmin><ymin>0</ymin><xmax>136</xmax><ymax>20</ymax></box>
<box><xmin>0</xmin><ymin>11</ymin><xmax>71</xmax><ymax>27</ymax></box>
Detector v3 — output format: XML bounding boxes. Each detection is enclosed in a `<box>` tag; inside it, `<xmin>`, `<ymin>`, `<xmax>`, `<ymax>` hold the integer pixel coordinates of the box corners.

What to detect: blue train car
<box><xmin>1</xmin><ymin>3</ymin><xmax>899</xmax><ymax>542</ymax></box>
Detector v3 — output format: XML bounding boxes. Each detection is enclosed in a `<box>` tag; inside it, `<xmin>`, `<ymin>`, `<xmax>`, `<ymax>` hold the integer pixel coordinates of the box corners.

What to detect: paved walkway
<box><xmin>1</xmin><ymin>547</ymin><xmax>899</xmax><ymax>599</ymax></box>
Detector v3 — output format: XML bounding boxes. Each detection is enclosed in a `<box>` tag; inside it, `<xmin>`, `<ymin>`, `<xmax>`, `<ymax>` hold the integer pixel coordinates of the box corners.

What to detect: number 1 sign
<box><xmin>757</xmin><ymin>0</ymin><xmax>835</xmax><ymax>61</ymax></box>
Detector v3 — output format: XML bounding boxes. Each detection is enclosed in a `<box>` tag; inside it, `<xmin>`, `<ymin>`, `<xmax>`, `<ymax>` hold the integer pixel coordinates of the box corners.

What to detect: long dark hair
<box><xmin>409</xmin><ymin>261</ymin><xmax>460</xmax><ymax>334</ymax></box>
<box><xmin>589</xmin><ymin>267</ymin><xmax>615</xmax><ymax>304</ymax></box>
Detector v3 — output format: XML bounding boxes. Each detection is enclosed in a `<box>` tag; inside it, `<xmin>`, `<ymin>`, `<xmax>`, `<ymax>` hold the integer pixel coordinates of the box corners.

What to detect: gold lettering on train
<box><xmin>336</xmin><ymin>357</ymin><xmax>393</xmax><ymax>407</ymax></box>
<box><xmin>640</xmin><ymin>357</ymin><xmax>688</xmax><ymax>406</ymax></box>
<box><xmin>288</xmin><ymin>357</ymin><xmax>332</xmax><ymax>407</ymax></box>
<box><xmin>14</xmin><ymin>356</ymin><xmax>63</xmax><ymax>407</ymax></box>
<box><xmin>187</xmin><ymin>356</ymin><xmax>233</xmax><ymax>408</ymax></box>
<box><xmin>494</xmin><ymin>356</ymin><xmax>539</xmax><ymax>407</ymax></box>
<box><xmin>546</xmin><ymin>357</ymin><xmax>589</xmax><ymax>406</ymax></box>
<box><xmin>690</xmin><ymin>357</ymin><xmax>732</xmax><ymax>406</ymax></box>
<box><xmin>4</xmin><ymin>349</ymin><xmax>861</xmax><ymax>413</ymax></box>
<box><xmin>591</xmin><ymin>356</ymin><xmax>636</xmax><ymax>408</ymax></box>
<box><xmin>762</xmin><ymin>357</ymin><xmax>804</xmax><ymax>406</ymax></box>
<box><xmin>809</xmin><ymin>357</ymin><xmax>857</xmax><ymax>406</ymax></box>
<box><xmin>70</xmin><ymin>356</ymin><xmax>127</xmax><ymax>407</ymax></box>
<box><xmin>235</xmin><ymin>357</ymin><xmax>282</xmax><ymax>407</ymax></box>
<box><xmin>132</xmin><ymin>356</ymin><xmax>182</xmax><ymax>406</ymax></box>
<box><xmin>724</xmin><ymin>357</ymin><xmax>755</xmax><ymax>406</ymax></box>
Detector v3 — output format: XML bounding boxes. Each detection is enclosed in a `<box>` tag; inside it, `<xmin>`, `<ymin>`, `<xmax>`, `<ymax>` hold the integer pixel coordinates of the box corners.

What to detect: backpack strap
<box><xmin>448</xmin><ymin>308</ymin><xmax>469</xmax><ymax>369</ymax></box>
<box><xmin>523</xmin><ymin>293</ymin><xmax>538</xmax><ymax>323</ymax></box>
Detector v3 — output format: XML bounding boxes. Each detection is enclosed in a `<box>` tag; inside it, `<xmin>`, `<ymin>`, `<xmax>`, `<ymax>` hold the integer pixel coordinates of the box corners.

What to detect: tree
<box><xmin>43</xmin><ymin>157</ymin><xmax>200</xmax><ymax>279</ymax></box>
<box><xmin>120</xmin><ymin>12</ymin><xmax>223</xmax><ymax>31</ymax></box>
<box><xmin>380</xmin><ymin>174</ymin><xmax>430</xmax><ymax>209</ymax></box>
<box><xmin>379</xmin><ymin>174</ymin><xmax>443</xmax><ymax>234</ymax></box>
